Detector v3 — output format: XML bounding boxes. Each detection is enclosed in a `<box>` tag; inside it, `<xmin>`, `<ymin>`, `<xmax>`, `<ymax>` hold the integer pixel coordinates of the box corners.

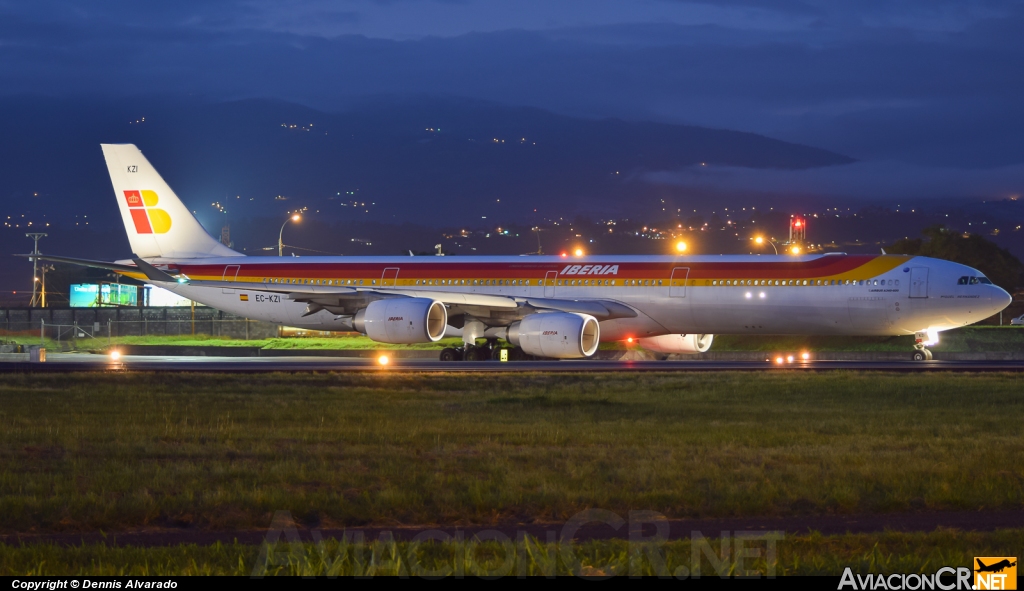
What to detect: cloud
<box><xmin>1</xmin><ymin>1</ymin><xmax>1023</xmax><ymax>170</ymax></box>
<box><xmin>642</xmin><ymin>161</ymin><xmax>1024</xmax><ymax>202</ymax></box>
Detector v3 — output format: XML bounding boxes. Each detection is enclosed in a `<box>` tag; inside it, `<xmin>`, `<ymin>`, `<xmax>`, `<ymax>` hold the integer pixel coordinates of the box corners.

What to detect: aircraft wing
<box><xmin>30</xmin><ymin>254</ymin><xmax>637</xmax><ymax>324</ymax></box>
<box><xmin>147</xmin><ymin>275</ymin><xmax>637</xmax><ymax>322</ymax></box>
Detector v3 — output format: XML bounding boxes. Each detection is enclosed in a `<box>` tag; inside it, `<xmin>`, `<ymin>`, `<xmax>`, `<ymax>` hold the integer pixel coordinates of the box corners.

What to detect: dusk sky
<box><xmin>2</xmin><ymin>0</ymin><xmax>1023</xmax><ymax>201</ymax></box>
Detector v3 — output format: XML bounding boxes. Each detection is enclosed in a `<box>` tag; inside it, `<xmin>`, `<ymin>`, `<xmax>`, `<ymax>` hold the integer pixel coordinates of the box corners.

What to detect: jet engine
<box><xmin>354</xmin><ymin>298</ymin><xmax>447</xmax><ymax>344</ymax></box>
<box><xmin>638</xmin><ymin>333</ymin><xmax>713</xmax><ymax>354</ymax></box>
<box><xmin>507</xmin><ymin>312</ymin><xmax>600</xmax><ymax>359</ymax></box>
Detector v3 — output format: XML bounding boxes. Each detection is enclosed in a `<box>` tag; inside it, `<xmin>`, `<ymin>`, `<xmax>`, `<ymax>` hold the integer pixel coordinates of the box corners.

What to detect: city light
<box><xmin>754</xmin><ymin>236</ymin><xmax>764</xmax><ymax>245</ymax></box>
<box><xmin>574</xmin><ymin>248</ymin><xmax>584</xmax><ymax>257</ymax></box>
<box><xmin>378</xmin><ymin>354</ymin><xmax>390</xmax><ymax>366</ymax></box>
<box><xmin>675</xmin><ymin>241</ymin><xmax>687</xmax><ymax>253</ymax></box>
<box><xmin>291</xmin><ymin>214</ymin><xmax>300</xmax><ymax>222</ymax></box>
<box><xmin>790</xmin><ymin>245</ymin><xmax>801</xmax><ymax>255</ymax></box>
<box><xmin>110</xmin><ymin>350</ymin><xmax>121</xmax><ymax>361</ymax></box>
<box><xmin>801</xmin><ymin>352</ymin><xmax>810</xmax><ymax>360</ymax></box>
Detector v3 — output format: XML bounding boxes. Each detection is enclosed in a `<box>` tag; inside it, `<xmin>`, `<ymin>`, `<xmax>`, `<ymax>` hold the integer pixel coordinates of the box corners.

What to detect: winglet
<box><xmin>132</xmin><ymin>256</ymin><xmax>181</xmax><ymax>283</ymax></box>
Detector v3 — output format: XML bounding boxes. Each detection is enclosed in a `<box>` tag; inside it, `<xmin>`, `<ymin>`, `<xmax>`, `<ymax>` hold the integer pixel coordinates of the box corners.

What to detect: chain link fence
<box><xmin>0</xmin><ymin>307</ymin><xmax>280</xmax><ymax>351</ymax></box>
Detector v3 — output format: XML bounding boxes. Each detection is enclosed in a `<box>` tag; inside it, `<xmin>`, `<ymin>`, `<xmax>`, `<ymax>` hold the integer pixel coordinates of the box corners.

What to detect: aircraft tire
<box><xmin>439</xmin><ymin>348</ymin><xmax>460</xmax><ymax>362</ymax></box>
<box><xmin>912</xmin><ymin>350</ymin><xmax>926</xmax><ymax>361</ymax></box>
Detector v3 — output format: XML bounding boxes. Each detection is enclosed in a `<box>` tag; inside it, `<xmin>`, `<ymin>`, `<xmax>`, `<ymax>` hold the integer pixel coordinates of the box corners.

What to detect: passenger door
<box><xmin>381</xmin><ymin>267</ymin><xmax>400</xmax><ymax>288</ymax></box>
<box><xmin>669</xmin><ymin>267</ymin><xmax>690</xmax><ymax>297</ymax></box>
<box><xmin>543</xmin><ymin>271</ymin><xmax>557</xmax><ymax>298</ymax></box>
<box><xmin>910</xmin><ymin>267</ymin><xmax>929</xmax><ymax>298</ymax></box>
<box><xmin>221</xmin><ymin>265</ymin><xmax>240</xmax><ymax>294</ymax></box>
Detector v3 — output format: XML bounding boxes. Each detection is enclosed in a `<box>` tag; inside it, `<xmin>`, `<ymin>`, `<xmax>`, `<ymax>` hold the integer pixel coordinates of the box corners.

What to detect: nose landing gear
<box><xmin>912</xmin><ymin>330</ymin><xmax>936</xmax><ymax>361</ymax></box>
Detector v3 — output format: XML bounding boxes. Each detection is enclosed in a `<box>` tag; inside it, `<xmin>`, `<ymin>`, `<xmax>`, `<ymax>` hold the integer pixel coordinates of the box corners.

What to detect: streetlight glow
<box><xmin>574</xmin><ymin>248</ymin><xmax>584</xmax><ymax>257</ymax></box>
<box><xmin>675</xmin><ymin>241</ymin><xmax>687</xmax><ymax>253</ymax></box>
<box><xmin>790</xmin><ymin>245</ymin><xmax>801</xmax><ymax>255</ymax></box>
<box><xmin>278</xmin><ymin>215</ymin><xmax>301</xmax><ymax>256</ymax></box>
<box><xmin>753</xmin><ymin>235</ymin><xmax>778</xmax><ymax>254</ymax></box>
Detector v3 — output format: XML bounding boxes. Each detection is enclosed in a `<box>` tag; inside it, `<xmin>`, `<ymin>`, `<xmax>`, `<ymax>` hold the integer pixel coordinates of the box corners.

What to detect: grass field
<box><xmin>1</xmin><ymin>372</ymin><xmax>1022</xmax><ymax>534</ymax></box>
<box><xmin>11</xmin><ymin>325</ymin><xmax>1024</xmax><ymax>353</ymax></box>
<box><xmin>3</xmin><ymin>529</ymin><xmax>1021</xmax><ymax>576</ymax></box>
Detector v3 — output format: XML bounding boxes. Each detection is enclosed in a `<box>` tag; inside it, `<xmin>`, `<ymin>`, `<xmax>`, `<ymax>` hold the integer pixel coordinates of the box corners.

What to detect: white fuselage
<box><xmin>122</xmin><ymin>253</ymin><xmax>1012</xmax><ymax>341</ymax></box>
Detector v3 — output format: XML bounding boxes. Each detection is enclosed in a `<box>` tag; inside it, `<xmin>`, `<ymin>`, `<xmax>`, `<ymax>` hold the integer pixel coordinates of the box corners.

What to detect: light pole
<box><xmin>278</xmin><ymin>214</ymin><xmax>300</xmax><ymax>256</ymax></box>
<box><xmin>26</xmin><ymin>233</ymin><xmax>47</xmax><ymax>307</ymax></box>
<box><xmin>754</xmin><ymin>235</ymin><xmax>778</xmax><ymax>255</ymax></box>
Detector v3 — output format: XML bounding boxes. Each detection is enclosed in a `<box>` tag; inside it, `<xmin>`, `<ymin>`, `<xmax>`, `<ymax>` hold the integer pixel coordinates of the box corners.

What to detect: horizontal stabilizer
<box><xmin>12</xmin><ymin>253</ymin><xmax>146</xmax><ymax>275</ymax></box>
<box><xmin>132</xmin><ymin>256</ymin><xmax>179</xmax><ymax>283</ymax></box>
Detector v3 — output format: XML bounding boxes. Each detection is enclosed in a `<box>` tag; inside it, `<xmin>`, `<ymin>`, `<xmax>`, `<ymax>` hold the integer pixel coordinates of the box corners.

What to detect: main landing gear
<box><xmin>911</xmin><ymin>345</ymin><xmax>933</xmax><ymax>361</ymax></box>
<box><xmin>439</xmin><ymin>340</ymin><xmax>532</xmax><ymax>362</ymax></box>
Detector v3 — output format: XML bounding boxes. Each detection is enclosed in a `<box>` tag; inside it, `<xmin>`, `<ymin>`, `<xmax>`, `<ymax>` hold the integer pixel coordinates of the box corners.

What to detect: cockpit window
<box><xmin>959</xmin><ymin>276</ymin><xmax>993</xmax><ymax>285</ymax></box>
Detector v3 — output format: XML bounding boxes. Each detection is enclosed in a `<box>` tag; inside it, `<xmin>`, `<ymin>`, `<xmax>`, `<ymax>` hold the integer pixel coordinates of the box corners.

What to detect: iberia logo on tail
<box><xmin>123</xmin><ymin>190</ymin><xmax>172</xmax><ymax>234</ymax></box>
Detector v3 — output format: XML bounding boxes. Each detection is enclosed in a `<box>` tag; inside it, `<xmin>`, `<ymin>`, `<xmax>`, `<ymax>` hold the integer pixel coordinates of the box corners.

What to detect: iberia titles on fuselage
<box><xmin>30</xmin><ymin>144</ymin><xmax>1012</xmax><ymax>361</ymax></box>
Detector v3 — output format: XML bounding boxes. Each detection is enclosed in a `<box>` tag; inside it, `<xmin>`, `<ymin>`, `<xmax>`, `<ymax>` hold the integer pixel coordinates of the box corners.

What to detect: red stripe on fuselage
<box><xmin>173</xmin><ymin>255</ymin><xmax>891</xmax><ymax>281</ymax></box>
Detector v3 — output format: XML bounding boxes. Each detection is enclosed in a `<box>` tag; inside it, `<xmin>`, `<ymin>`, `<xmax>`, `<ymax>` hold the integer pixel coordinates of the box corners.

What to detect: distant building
<box><xmin>220</xmin><ymin>225</ymin><xmax>233</xmax><ymax>248</ymax></box>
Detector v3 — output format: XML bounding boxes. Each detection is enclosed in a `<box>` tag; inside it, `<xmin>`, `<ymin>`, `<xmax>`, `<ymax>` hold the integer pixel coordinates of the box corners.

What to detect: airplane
<box><xmin>976</xmin><ymin>558</ymin><xmax>1016</xmax><ymax>574</ymax></box>
<box><xmin>26</xmin><ymin>144</ymin><xmax>1013</xmax><ymax>362</ymax></box>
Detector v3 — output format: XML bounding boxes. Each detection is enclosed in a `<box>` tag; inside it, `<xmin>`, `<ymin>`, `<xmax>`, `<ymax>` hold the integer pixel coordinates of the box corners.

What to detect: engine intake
<box><xmin>507</xmin><ymin>313</ymin><xmax>600</xmax><ymax>359</ymax></box>
<box><xmin>638</xmin><ymin>334</ymin><xmax>713</xmax><ymax>354</ymax></box>
<box><xmin>354</xmin><ymin>298</ymin><xmax>447</xmax><ymax>344</ymax></box>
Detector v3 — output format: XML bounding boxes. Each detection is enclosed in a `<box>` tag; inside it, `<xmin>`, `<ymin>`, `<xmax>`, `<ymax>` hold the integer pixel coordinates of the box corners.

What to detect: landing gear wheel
<box><xmin>490</xmin><ymin>347</ymin><xmax>504</xmax><ymax>361</ymax></box>
<box><xmin>465</xmin><ymin>346</ymin><xmax>488</xmax><ymax>362</ymax></box>
<box><xmin>510</xmin><ymin>347</ymin><xmax>527</xmax><ymax>361</ymax></box>
<box><xmin>439</xmin><ymin>348</ymin><xmax>460</xmax><ymax>362</ymax></box>
<box><xmin>912</xmin><ymin>350</ymin><xmax>926</xmax><ymax>361</ymax></box>
<box><xmin>924</xmin><ymin>349</ymin><xmax>933</xmax><ymax>361</ymax></box>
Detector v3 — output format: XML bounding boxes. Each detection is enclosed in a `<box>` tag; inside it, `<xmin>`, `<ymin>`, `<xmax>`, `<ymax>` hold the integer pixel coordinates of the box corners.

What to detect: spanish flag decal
<box><xmin>239</xmin><ymin>294</ymin><xmax>249</xmax><ymax>301</ymax></box>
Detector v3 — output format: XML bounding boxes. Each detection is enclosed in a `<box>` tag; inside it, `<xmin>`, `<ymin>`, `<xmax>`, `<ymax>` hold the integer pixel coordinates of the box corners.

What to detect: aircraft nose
<box><xmin>992</xmin><ymin>285</ymin><xmax>1013</xmax><ymax>313</ymax></box>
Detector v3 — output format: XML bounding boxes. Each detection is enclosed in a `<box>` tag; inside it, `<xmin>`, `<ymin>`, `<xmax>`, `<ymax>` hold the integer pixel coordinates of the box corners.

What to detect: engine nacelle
<box><xmin>353</xmin><ymin>298</ymin><xmax>447</xmax><ymax>344</ymax></box>
<box><xmin>507</xmin><ymin>313</ymin><xmax>600</xmax><ymax>359</ymax></box>
<box><xmin>638</xmin><ymin>334</ymin><xmax>713</xmax><ymax>354</ymax></box>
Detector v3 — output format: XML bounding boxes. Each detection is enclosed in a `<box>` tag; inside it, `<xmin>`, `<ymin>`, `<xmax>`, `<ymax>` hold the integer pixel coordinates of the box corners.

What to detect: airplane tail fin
<box><xmin>101</xmin><ymin>144</ymin><xmax>242</xmax><ymax>260</ymax></box>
